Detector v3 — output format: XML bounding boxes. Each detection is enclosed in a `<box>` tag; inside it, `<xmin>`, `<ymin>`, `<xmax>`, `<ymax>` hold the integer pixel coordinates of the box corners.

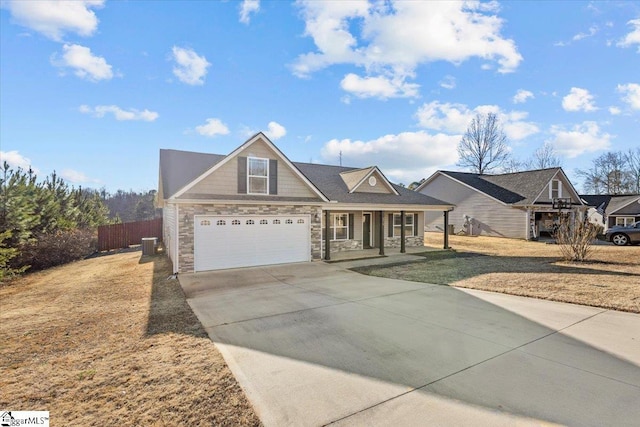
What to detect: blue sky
<box><xmin>1</xmin><ymin>0</ymin><xmax>639</xmax><ymax>193</ymax></box>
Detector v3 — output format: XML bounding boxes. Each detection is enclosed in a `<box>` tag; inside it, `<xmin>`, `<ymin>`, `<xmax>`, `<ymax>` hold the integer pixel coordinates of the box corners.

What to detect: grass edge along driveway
<box><xmin>353</xmin><ymin>234</ymin><xmax>640</xmax><ymax>313</ymax></box>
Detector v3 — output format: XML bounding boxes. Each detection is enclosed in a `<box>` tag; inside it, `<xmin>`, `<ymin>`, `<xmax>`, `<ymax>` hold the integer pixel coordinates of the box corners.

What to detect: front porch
<box><xmin>322</xmin><ymin>209</ymin><xmax>452</xmax><ymax>261</ymax></box>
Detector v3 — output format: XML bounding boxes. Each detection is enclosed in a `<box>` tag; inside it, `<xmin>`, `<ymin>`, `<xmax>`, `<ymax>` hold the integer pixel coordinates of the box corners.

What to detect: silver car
<box><xmin>606</xmin><ymin>221</ymin><xmax>640</xmax><ymax>246</ymax></box>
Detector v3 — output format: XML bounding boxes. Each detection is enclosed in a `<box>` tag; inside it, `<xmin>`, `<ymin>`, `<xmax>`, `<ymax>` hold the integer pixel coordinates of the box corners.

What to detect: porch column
<box><xmin>400</xmin><ymin>210</ymin><xmax>406</xmax><ymax>253</ymax></box>
<box><xmin>378</xmin><ymin>211</ymin><xmax>385</xmax><ymax>256</ymax></box>
<box><xmin>324</xmin><ymin>210</ymin><xmax>331</xmax><ymax>261</ymax></box>
<box><xmin>443</xmin><ymin>210</ymin><xmax>449</xmax><ymax>249</ymax></box>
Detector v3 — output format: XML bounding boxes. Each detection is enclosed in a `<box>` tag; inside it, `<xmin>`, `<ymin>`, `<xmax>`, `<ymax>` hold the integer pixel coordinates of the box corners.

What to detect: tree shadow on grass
<box><xmin>142</xmin><ymin>253</ymin><xmax>208</xmax><ymax>338</ymax></box>
<box><xmin>351</xmin><ymin>250</ymin><xmax>640</xmax><ymax>286</ymax></box>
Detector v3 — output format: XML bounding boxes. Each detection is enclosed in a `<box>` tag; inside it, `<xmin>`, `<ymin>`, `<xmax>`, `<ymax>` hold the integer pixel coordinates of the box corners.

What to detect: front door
<box><xmin>363</xmin><ymin>213</ymin><xmax>372</xmax><ymax>248</ymax></box>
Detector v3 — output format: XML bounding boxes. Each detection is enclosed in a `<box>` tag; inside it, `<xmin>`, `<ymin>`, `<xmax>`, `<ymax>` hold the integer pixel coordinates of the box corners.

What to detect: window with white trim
<box><xmin>615</xmin><ymin>217</ymin><xmax>635</xmax><ymax>226</ymax></box>
<box><xmin>550</xmin><ymin>179</ymin><xmax>562</xmax><ymax>199</ymax></box>
<box><xmin>248</xmin><ymin>157</ymin><xmax>268</xmax><ymax>194</ymax></box>
<box><xmin>330</xmin><ymin>213</ymin><xmax>348</xmax><ymax>240</ymax></box>
<box><xmin>393</xmin><ymin>213</ymin><xmax>414</xmax><ymax>237</ymax></box>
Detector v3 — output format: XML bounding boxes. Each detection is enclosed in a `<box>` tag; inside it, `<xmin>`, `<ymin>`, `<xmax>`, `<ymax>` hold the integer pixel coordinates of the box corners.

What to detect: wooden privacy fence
<box><xmin>98</xmin><ymin>218</ymin><xmax>163</xmax><ymax>251</ymax></box>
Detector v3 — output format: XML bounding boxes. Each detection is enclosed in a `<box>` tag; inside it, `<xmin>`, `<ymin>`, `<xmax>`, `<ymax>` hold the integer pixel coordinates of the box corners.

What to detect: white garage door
<box><xmin>194</xmin><ymin>215</ymin><xmax>311</xmax><ymax>271</ymax></box>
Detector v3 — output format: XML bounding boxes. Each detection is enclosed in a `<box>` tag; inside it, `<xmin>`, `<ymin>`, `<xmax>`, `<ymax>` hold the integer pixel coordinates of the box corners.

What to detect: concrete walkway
<box><xmin>180</xmin><ymin>261</ymin><xmax>640</xmax><ymax>427</ymax></box>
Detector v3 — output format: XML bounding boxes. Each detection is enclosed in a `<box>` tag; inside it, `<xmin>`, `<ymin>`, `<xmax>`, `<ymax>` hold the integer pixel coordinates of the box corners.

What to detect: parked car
<box><xmin>605</xmin><ymin>221</ymin><xmax>640</xmax><ymax>246</ymax></box>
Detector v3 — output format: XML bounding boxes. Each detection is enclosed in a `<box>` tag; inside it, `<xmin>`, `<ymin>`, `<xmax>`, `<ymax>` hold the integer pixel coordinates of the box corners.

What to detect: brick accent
<box><xmin>177</xmin><ymin>203</ymin><xmax>322</xmax><ymax>272</ymax></box>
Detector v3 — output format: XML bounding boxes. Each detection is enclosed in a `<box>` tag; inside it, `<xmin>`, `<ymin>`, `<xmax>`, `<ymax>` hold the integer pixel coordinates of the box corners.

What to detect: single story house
<box><xmin>582</xmin><ymin>194</ymin><xmax>640</xmax><ymax>230</ymax></box>
<box><xmin>158</xmin><ymin>133</ymin><xmax>454</xmax><ymax>273</ymax></box>
<box><xmin>416</xmin><ymin>168</ymin><xmax>586</xmax><ymax>240</ymax></box>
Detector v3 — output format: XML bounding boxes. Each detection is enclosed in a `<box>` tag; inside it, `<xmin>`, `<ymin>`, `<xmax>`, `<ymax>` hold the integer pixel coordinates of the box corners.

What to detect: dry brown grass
<box><xmin>0</xmin><ymin>251</ymin><xmax>261</xmax><ymax>426</ymax></box>
<box><xmin>354</xmin><ymin>233</ymin><xmax>640</xmax><ymax>313</ymax></box>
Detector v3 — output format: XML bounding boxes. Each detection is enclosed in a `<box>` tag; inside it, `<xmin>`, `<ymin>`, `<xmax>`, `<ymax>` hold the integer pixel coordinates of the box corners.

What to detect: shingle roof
<box><xmin>580</xmin><ymin>194</ymin><xmax>611</xmax><ymax>212</ymax></box>
<box><xmin>159</xmin><ymin>149</ymin><xmax>225</xmax><ymax>199</ymax></box>
<box><xmin>159</xmin><ymin>148</ymin><xmax>452</xmax><ymax>207</ymax></box>
<box><xmin>440</xmin><ymin>168</ymin><xmax>562</xmax><ymax>205</ymax></box>
<box><xmin>294</xmin><ymin>162</ymin><xmax>450</xmax><ymax>206</ymax></box>
<box><xmin>606</xmin><ymin>194</ymin><xmax>640</xmax><ymax>214</ymax></box>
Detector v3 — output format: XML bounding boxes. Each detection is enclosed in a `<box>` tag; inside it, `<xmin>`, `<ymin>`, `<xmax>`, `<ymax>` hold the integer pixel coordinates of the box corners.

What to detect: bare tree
<box><xmin>625</xmin><ymin>148</ymin><xmax>640</xmax><ymax>194</ymax></box>
<box><xmin>501</xmin><ymin>158</ymin><xmax>526</xmax><ymax>173</ymax></box>
<box><xmin>526</xmin><ymin>143</ymin><xmax>561</xmax><ymax>170</ymax></box>
<box><xmin>457</xmin><ymin>113</ymin><xmax>510</xmax><ymax>174</ymax></box>
<box><xmin>577</xmin><ymin>151</ymin><xmax>632</xmax><ymax>195</ymax></box>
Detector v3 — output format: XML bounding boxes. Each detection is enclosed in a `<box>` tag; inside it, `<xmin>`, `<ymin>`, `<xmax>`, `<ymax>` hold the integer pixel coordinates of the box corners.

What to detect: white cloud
<box><xmin>414</xmin><ymin>101</ymin><xmax>539</xmax><ymax>141</ymax></box>
<box><xmin>239</xmin><ymin>0</ymin><xmax>260</xmax><ymax>24</ymax></box>
<box><xmin>2</xmin><ymin>0</ymin><xmax>104</xmax><ymax>41</ymax></box>
<box><xmin>439</xmin><ymin>75</ymin><xmax>456</xmax><ymax>90</ymax></box>
<box><xmin>195</xmin><ymin>118</ymin><xmax>230</xmax><ymax>137</ymax></box>
<box><xmin>51</xmin><ymin>44</ymin><xmax>113</xmax><ymax>81</ymax></box>
<box><xmin>617</xmin><ymin>19</ymin><xmax>640</xmax><ymax>52</ymax></box>
<box><xmin>0</xmin><ymin>150</ymin><xmax>38</xmax><ymax>172</ymax></box>
<box><xmin>79</xmin><ymin>105</ymin><xmax>159</xmax><ymax>121</ymax></box>
<box><xmin>320</xmin><ymin>131</ymin><xmax>460</xmax><ymax>183</ymax></box>
<box><xmin>265</xmin><ymin>121</ymin><xmax>287</xmax><ymax>140</ymax></box>
<box><xmin>292</xmin><ymin>1</ymin><xmax>522</xmax><ymax>95</ymax></box>
<box><xmin>572</xmin><ymin>25</ymin><xmax>598</xmax><ymax>41</ymax></box>
<box><xmin>609</xmin><ymin>106</ymin><xmax>621</xmax><ymax>115</ymax></box>
<box><xmin>617</xmin><ymin>83</ymin><xmax>640</xmax><ymax>110</ymax></box>
<box><xmin>60</xmin><ymin>169</ymin><xmax>100</xmax><ymax>184</ymax></box>
<box><xmin>171</xmin><ymin>46</ymin><xmax>211</xmax><ymax>85</ymax></box>
<box><xmin>549</xmin><ymin>121</ymin><xmax>611</xmax><ymax>158</ymax></box>
<box><xmin>340</xmin><ymin>73</ymin><xmax>419</xmax><ymax>99</ymax></box>
<box><xmin>513</xmin><ymin>89</ymin><xmax>534</xmax><ymax>104</ymax></box>
<box><xmin>562</xmin><ymin>87</ymin><xmax>597</xmax><ymax>112</ymax></box>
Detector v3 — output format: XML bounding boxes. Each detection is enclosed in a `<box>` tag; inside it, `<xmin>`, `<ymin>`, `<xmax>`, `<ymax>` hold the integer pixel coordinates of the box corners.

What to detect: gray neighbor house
<box><xmin>417</xmin><ymin>168</ymin><xmax>587</xmax><ymax>240</ymax></box>
<box><xmin>582</xmin><ymin>194</ymin><xmax>640</xmax><ymax>230</ymax></box>
<box><xmin>158</xmin><ymin>133</ymin><xmax>453</xmax><ymax>273</ymax></box>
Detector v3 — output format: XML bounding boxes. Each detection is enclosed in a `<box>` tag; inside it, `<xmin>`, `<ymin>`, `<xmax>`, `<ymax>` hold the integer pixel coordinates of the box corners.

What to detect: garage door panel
<box><xmin>194</xmin><ymin>215</ymin><xmax>310</xmax><ymax>271</ymax></box>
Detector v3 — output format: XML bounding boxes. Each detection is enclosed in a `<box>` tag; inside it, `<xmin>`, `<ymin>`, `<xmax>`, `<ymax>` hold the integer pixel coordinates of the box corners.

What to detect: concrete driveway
<box><xmin>180</xmin><ymin>261</ymin><xmax>640</xmax><ymax>427</ymax></box>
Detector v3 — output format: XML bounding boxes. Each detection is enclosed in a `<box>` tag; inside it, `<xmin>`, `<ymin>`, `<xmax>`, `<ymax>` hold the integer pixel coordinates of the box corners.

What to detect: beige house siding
<box><xmin>163</xmin><ymin>204</ymin><xmax>177</xmax><ymax>271</ymax></box>
<box><xmin>181</xmin><ymin>138</ymin><xmax>318</xmax><ymax>199</ymax></box>
<box><xmin>421</xmin><ymin>174</ymin><xmax>527</xmax><ymax>238</ymax></box>
<box><xmin>536</xmin><ymin>174</ymin><xmax>581</xmax><ymax>204</ymax></box>
<box><xmin>352</xmin><ymin>170</ymin><xmax>394</xmax><ymax>194</ymax></box>
<box><xmin>176</xmin><ymin>203</ymin><xmax>322</xmax><ymax>272</ymax></box>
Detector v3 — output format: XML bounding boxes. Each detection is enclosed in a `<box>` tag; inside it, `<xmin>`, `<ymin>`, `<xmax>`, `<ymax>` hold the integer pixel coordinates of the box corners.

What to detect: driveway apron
<box><xmin>180</xmin><ymin>262</ymin><xmax>640</xmax><ymax>427</ymax></box>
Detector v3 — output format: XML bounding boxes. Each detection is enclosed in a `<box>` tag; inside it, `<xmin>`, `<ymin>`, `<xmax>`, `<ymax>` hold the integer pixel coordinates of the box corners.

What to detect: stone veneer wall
<box><xmin>177</xmin><ymin>203</ymin><xmax>322</xmax><ymax>272</ymax></box>
<box><xmin>328</xmin><ymin>239</ymin><xmax>363</xmax><ymax>252</ymax></box>
<box><xmin>384</xmin><ymin>235</ymin><xmax>424</xmax><ymax>249</ymax></box>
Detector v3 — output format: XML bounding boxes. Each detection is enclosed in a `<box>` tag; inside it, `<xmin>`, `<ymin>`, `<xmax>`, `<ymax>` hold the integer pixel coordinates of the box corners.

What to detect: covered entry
<box><xmin>194</xmin><ymin>215</ymin><xmax>310</xmax><ymax>271</ymax></box>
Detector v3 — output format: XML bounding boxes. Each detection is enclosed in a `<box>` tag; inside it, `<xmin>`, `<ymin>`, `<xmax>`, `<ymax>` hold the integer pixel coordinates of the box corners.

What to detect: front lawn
<box><xmin>352</xmin><ymin>233</ymin><xmax>640</xmax><ymax>313</ymax></box>
<box><xmin>0</xmin><ymin>252</ymin><xmax>261</xmax><ymax>426</ymax></box>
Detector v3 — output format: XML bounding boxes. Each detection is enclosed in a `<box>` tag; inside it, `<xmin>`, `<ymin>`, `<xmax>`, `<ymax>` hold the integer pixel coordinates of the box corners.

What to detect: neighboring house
<box><xmin>416</xmin><ymin>168</ymin><xmax>586</xmax><ymax>240</ymax></box>
<box><xmin>158</xmin><ymin>133</ymin><xmax>453</xmax><ymax>273</ymax></box>
<box><xmin>582</xmin><ymin>194</ymin><xmax>640</xmax><ymax>230</ymax></box>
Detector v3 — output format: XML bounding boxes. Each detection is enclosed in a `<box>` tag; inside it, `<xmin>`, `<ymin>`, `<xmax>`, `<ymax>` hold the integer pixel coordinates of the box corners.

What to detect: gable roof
<box><xmin>167</xmin><ymin>133</ymin><xmax>329</xmax><ymax>202</ymax></box>
<box><xmin>606</xmin><ymin>194</ymin><xmax>640</xmax><ymax>215</ymax></box>
<box><xmin>158</xmin><ymin>138</ymin><xmax>452</xmax><ymax>208</ymax></box>
<box><xmin>340</xmin><ymin>166</ymin><xmax>399</xmax><ymax>195</ymax></box>
<box><xmin>158</xmin><ymin>149</ymin><xmax>225</xmax><ymax>201</ymax></box>
<box><xmin>418</xmin><ymin>168</ymin><xmax>583</xmax><ymax>206</ymax></box>
<box><xmin>294</xmin><ymin>162</ymin><xmax>449</xmax><ymax>206</ymax></box>
<box><xmin>580</xmin><ymin>194</ymin><xmax>640</xmax><ymax>215</ymax></box>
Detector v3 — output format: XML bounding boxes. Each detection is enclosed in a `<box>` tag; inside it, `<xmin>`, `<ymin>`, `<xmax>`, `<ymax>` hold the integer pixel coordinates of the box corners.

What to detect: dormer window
<box><xmin>248</xmin><ymin>157</ymin><xmax>269</xmax><ymax>194</ymax></box>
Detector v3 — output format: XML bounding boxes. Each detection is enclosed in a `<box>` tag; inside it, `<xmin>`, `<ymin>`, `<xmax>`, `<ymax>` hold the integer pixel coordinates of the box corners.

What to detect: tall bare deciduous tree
<box><xmin>577</xmin><ymin>151</ymin><xmax>633</xmax><ymax>195</ymax></box>
<box><xmin>457</xmin><ymin>112</ymin><xmax>510</xmax><ymax>174</ymax></box>
<box><xmin>625</xmin><ymin>148</ymin><xmax>640</xmax><ymax>194</ymax></box>
<box><xmin>527</xmin><ymin>143</ymin><xmax>561</xmax><ymax>169</ymax></box>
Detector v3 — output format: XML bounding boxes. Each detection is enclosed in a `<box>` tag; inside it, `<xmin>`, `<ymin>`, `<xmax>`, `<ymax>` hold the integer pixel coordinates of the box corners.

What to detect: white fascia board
<box><xmin>171</xmin><ymin>133</ymin><xmax>329</xmax><ymax>202</ymax></box>
<box><xmin>171</xmin><ymin>198</ymin><xmax>324</xmax><ymax>206</ymax></box>
<box><xmin>321</xmin><ymin>203</ymin><xmax>454</xmax><ymax>211</ymax></box>
<box><xmin>349</xmin><ymin>166</ymin><xmax>400</xmax><ymax>195</ymax></box>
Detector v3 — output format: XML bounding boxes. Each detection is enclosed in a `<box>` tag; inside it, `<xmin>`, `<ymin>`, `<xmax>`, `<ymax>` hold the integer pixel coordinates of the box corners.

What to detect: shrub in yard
<box><xmin>14</xmin><ymin>228</ymin><xmax>97</xmax><ymax>271</ymax></box>
<box><xmin>554</xmin><ymin>218</ymin><xmax>599</xmax><ymax>262</ymax></box>
<box><xmin>0</xmin><ymin>230</ymin><xmax>28</xmax><ymax>282</ymax></box>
